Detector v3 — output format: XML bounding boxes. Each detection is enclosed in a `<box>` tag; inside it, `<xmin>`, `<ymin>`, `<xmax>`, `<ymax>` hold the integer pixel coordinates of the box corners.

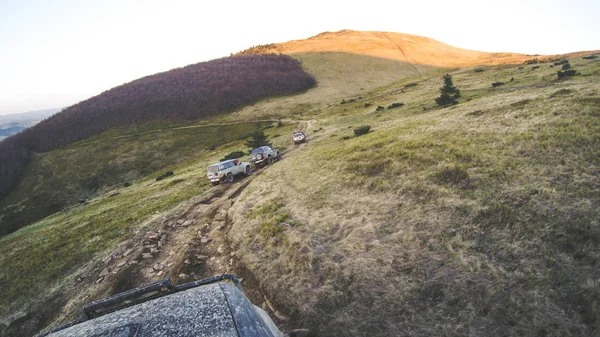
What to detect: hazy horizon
<box><xmin>0</xmin><ymin>107</ymin><xmax>63</xmax><ymax>117</ymax></box>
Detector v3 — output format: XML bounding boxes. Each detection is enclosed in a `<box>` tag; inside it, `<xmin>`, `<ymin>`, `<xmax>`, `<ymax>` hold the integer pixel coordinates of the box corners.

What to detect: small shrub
<box><xmin>554</xmin><ymin>59</ymin><xmax>569</xmax><ymax>66</ymax></box>
<box><xmin>518</xmin><ymin>66</ymin><xmax>524</xmax><ymax>70</ymax></box>
<box><xmin>387</xmin><ymin>102</ymin><xmax>404</xmax><ymax>109</ymax></box>
<box><xmin>583</xmin><ymin>55</ymin><xmax>598</xmax><ymax>60</ymax></box>
<box><xmin>532</xmin><ymin>66</ymin><xmax>540</xmax><ymax>70</ymax></box>
<box><xmin>376</xmin><ymin>106</ymin><xmax>385</xmax><ymax>111</ymax></box>
<box><xmin>524</xmin><ymin>58</ymin><xmax>540</xmax><ymax>64</ymax></box>
<box><xmin>220</xmin><ymin>151</ymin><xmax>246</xmax><ymax>161</ymax></box>
<box><xmin>404</xmin><ymin>83</ymin><xmax>418</xmax><ymax>88</ymax></box>
<box><xmin>276</xmin><ymin>120</ymin><xmax>283</xmax><ymax>127</ymax></box>
<box><xmin>557</xmin><ymin>69</ymin><xmax>578</xmax><ymax>79</ymax></box>
<box><xmin>341</xmin><ymin>135</ymin><xmax>352</xmax><ymax>140</ymax></box>
<box><xmin>348</xmin><ymin>98</ymin><xmax>356</xmax><ymax>103</ymax></box>
<box><xmin>364</xmin><ymin>103</ymin><xmax>372</xmax><ymax>107</ymax></box>
<box><xmin>354</xmin><ymin>125</ymin><xmax>371</xmax><ymax>137</ymax></box>
<box><xmin>474</xmin><ymin>68</ymin><xmax>485</xmax><ymax>73</ymax></box>
<box><xmin>510</xmin><ymin>77</ymin><xmax>514</xmax><ymax>82</ymax></box>
<box><xmin>340</xmin><ymin>99</ymin><xmax>346</xmax><ymax>105</ymax></box>
<box><xmin>491</xmin><ymin>82</ymin><xmax>505</xmax><ymax>87</ymax></box>
<box><xmin>123</xmin><ymin>182</ymin><xmax>131</xmax><ymax>187</ymax></box>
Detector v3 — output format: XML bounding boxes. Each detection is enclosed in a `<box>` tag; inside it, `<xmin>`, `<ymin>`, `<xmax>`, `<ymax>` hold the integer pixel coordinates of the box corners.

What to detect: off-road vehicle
<box><xmin>38</xmin><ymin>274</ymin><xmax>286</xmax><ymax>337</ymax></box>
<box><xmin>207</xmin><ymin>159</ymin><xmax>251</xmax><ymax>186</ymax></box>
<box><xmin>292</xmin><ymin>131</ymin><xmax>306</xmax><ymax>144</ymax></box>
<box><xmin>250</xmin><ymin>146</ymin><xmax>281</xmax><ymax>166</ymax></box>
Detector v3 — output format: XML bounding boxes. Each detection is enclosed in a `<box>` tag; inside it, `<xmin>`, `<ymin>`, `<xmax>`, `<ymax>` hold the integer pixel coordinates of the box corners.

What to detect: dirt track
<box><xmin>27</xmin><ymin>149</ymin><xmax>308</xmax><ymax>337</ymax></box>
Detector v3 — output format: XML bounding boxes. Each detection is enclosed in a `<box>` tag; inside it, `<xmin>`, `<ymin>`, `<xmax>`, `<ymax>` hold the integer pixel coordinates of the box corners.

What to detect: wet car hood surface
<box><xmin>47</xmin><ymin>283</ymin><xmax>260</xmax><ymax>337</ymax></box>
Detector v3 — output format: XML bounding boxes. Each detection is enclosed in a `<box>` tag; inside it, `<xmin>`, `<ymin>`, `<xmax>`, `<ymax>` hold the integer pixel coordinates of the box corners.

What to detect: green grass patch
<box><xmin>0</xmin><ymin>121</ymin><xmax>266</xmax><ymax>235</ymax></box>
<box><xmin>246</xmin><ymin>198</ymin><xmax>294</xmax><ymax>239</ymax></box>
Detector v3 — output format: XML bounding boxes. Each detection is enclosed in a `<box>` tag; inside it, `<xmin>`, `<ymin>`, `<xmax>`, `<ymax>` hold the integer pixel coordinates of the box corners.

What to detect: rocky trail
<box><xmin>90</xmin><ymin>173</ymin><xmax>295</xmax><ymax>326</ymax></box>
<box><xmin>6</xmin><ymin>125</ymin><xmax>321</xmax><ymax>337</ymax></box>
<box><xmin>27</xmin><ymin>138</ymin><xmax>317</xmax><ymax>337</ymax></box>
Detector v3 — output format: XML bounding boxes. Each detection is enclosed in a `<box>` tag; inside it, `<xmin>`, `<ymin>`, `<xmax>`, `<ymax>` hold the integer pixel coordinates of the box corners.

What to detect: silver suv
<box><xmin>293</xmin><ymin>131</ymin><xmax>306</xmax><ymax>144</ymax></box>
<box><xmin>207</xmin><ymin>159</ymin><xmax>251</xmax><ymax>186</ymax></box>
<box><xmin>250</xmin><ymin>146</ymin><xmax>281</xmax><ymax>166</ymax></box>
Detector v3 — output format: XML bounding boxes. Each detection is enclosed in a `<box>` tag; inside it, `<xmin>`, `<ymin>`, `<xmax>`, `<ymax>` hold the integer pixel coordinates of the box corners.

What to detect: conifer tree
<box><xmin>245</xmin><ymin>130</ymin><xmax>271</xmax><ymax>150</ymax></box>
<box><xmin>435</xmin><ymin>74</ymin><xmax>461</xmax><ymax>106</ymax></box>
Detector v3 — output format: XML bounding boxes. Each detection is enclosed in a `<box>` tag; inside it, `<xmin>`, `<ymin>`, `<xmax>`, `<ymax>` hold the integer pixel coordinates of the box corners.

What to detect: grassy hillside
<box><xmin>0</xmin><ymin>53</ymin><xmax>437</xmax><ymax>236</ymax></box>
<box><xmin>1</xmin><ymin>48</ymin><xmax>599</xmax><ymax>337</ymax></box>
<box><xmin>0</xmin><ymin>53</ymin><xmax>441</xmax><ymax>336</ymax></box>
<box><xmin>0</xmin><ymin>118</ymin><xmax>295</xmax><ymax>320</ymax></box>
<box><xmin>228</xmin><ymin>55</ymin><xmax>600</xmax><ymax>336</ymax></box>
<box><xmin>0</xmin><ymin>121</ymin><xmax>271</xmax><ymax>235</ymax></box>
<box><xmin>0</xmin><ymin>54</ymin><xmax>315</xmax><ymax>204</ymax></box>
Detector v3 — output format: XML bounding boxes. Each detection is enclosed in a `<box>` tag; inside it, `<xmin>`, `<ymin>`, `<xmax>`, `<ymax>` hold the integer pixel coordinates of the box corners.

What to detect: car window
<box><xmin>219</xmin><ymin>164</ymin><xmax>226</xmax><ymax>170</ymax></box>
<box><xmin>251</xmin><ymin>148</ymin><xmax>263</xmax><ymax>155</ymax></box>
<box><xmin>207</xmin><ymin>165</ymin><xmax>219</xmax><ymax>173</ymax></box>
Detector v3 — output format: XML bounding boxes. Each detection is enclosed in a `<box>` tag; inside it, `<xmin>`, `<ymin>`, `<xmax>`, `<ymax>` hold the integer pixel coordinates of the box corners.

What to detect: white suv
<box><xmin>293</xmin><ymin>131</ymin><xmax>306</xmax><ymax>144</ymax></box>
<box><xmin>206</xmin><ymin>159</ymin><xmax>251</xmax><ymax>186</ymax></box>
<box><xmin>250</xmin><ymin>146</ymin><xmax>281</xmax><ymax>166</ymax></box>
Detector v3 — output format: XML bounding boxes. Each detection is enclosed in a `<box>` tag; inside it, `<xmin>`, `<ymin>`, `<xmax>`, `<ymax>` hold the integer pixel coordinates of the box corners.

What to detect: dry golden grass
<box><xmin>216</xmin><ymin>52</ymin><xmax>441</xmax><ymax>124</ymax></box>
<box><xmin>228</xmin><ymin>55</ymin><xmax>600</xmax><ymax>336</ymax></box>
<box><xmin>239</xmin><ymin>30</ymin><xmax>599</xmax><ymax>68</ymax></box>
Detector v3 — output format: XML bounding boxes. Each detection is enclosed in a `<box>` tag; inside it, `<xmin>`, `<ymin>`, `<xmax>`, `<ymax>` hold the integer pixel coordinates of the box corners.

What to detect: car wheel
<box><xmin>245</xmin><ymin>166</ymin><xmax>252</xmax><ymax>176</ymax></box>
<box><xmin>268</xmin><ymin>156</ymin><xmax>273</xmax><ymax>165</ymax></box>
<box><xmin>277</xmin><ymin>153</ymin><xmax>282</xmax><ymax>161</ymax></box>
<box><xmin>211</xmin><ymin>181</ymin><xmax>219</xmax><ymax>186</ymax></box>
<box><xmin>226</xmin><ymin>172</ymin><xmax>234</xmax><ymax>183</ymax></box>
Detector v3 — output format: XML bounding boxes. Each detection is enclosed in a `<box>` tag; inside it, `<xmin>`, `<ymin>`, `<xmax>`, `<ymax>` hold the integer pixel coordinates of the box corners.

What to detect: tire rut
<box><xmin>36</xmin><ymin>133</ymin><xmax>308</xmax><ymax>337</ymax></box>
<box><xmin>380</xmin><ymin>32</ymin><xmax>425</xmax><ymax>79</ymax></box>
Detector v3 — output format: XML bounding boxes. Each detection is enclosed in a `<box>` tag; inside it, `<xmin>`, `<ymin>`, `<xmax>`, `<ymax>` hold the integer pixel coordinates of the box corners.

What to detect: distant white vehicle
<box><xmin>292</xmin><ymin>131</ymin><xmax>306</xmax><ymax>144</ymax></box>
<box><xmin>250</xmin><ymin>146</ymin><xmax>281</xmax><ymax>166</ymax></box>
<box><xmin>206</xmin><ymin>159</ymin><xmax>251</xmax><ymax>186</ymax></box>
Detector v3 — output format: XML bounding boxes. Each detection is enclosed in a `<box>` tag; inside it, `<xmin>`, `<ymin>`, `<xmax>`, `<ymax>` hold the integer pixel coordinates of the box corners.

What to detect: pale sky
<box><xmin>0</xmin><ymin>0</ymin><xmax>598</xmax><ymax>115</ymax></box>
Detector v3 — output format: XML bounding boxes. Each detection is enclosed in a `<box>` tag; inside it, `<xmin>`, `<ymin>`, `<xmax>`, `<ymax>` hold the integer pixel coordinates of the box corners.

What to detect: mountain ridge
<box><xmin>239</xmin><ymin>29</ymin><xmax>599</xmax><ymax>67</ymax></box>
